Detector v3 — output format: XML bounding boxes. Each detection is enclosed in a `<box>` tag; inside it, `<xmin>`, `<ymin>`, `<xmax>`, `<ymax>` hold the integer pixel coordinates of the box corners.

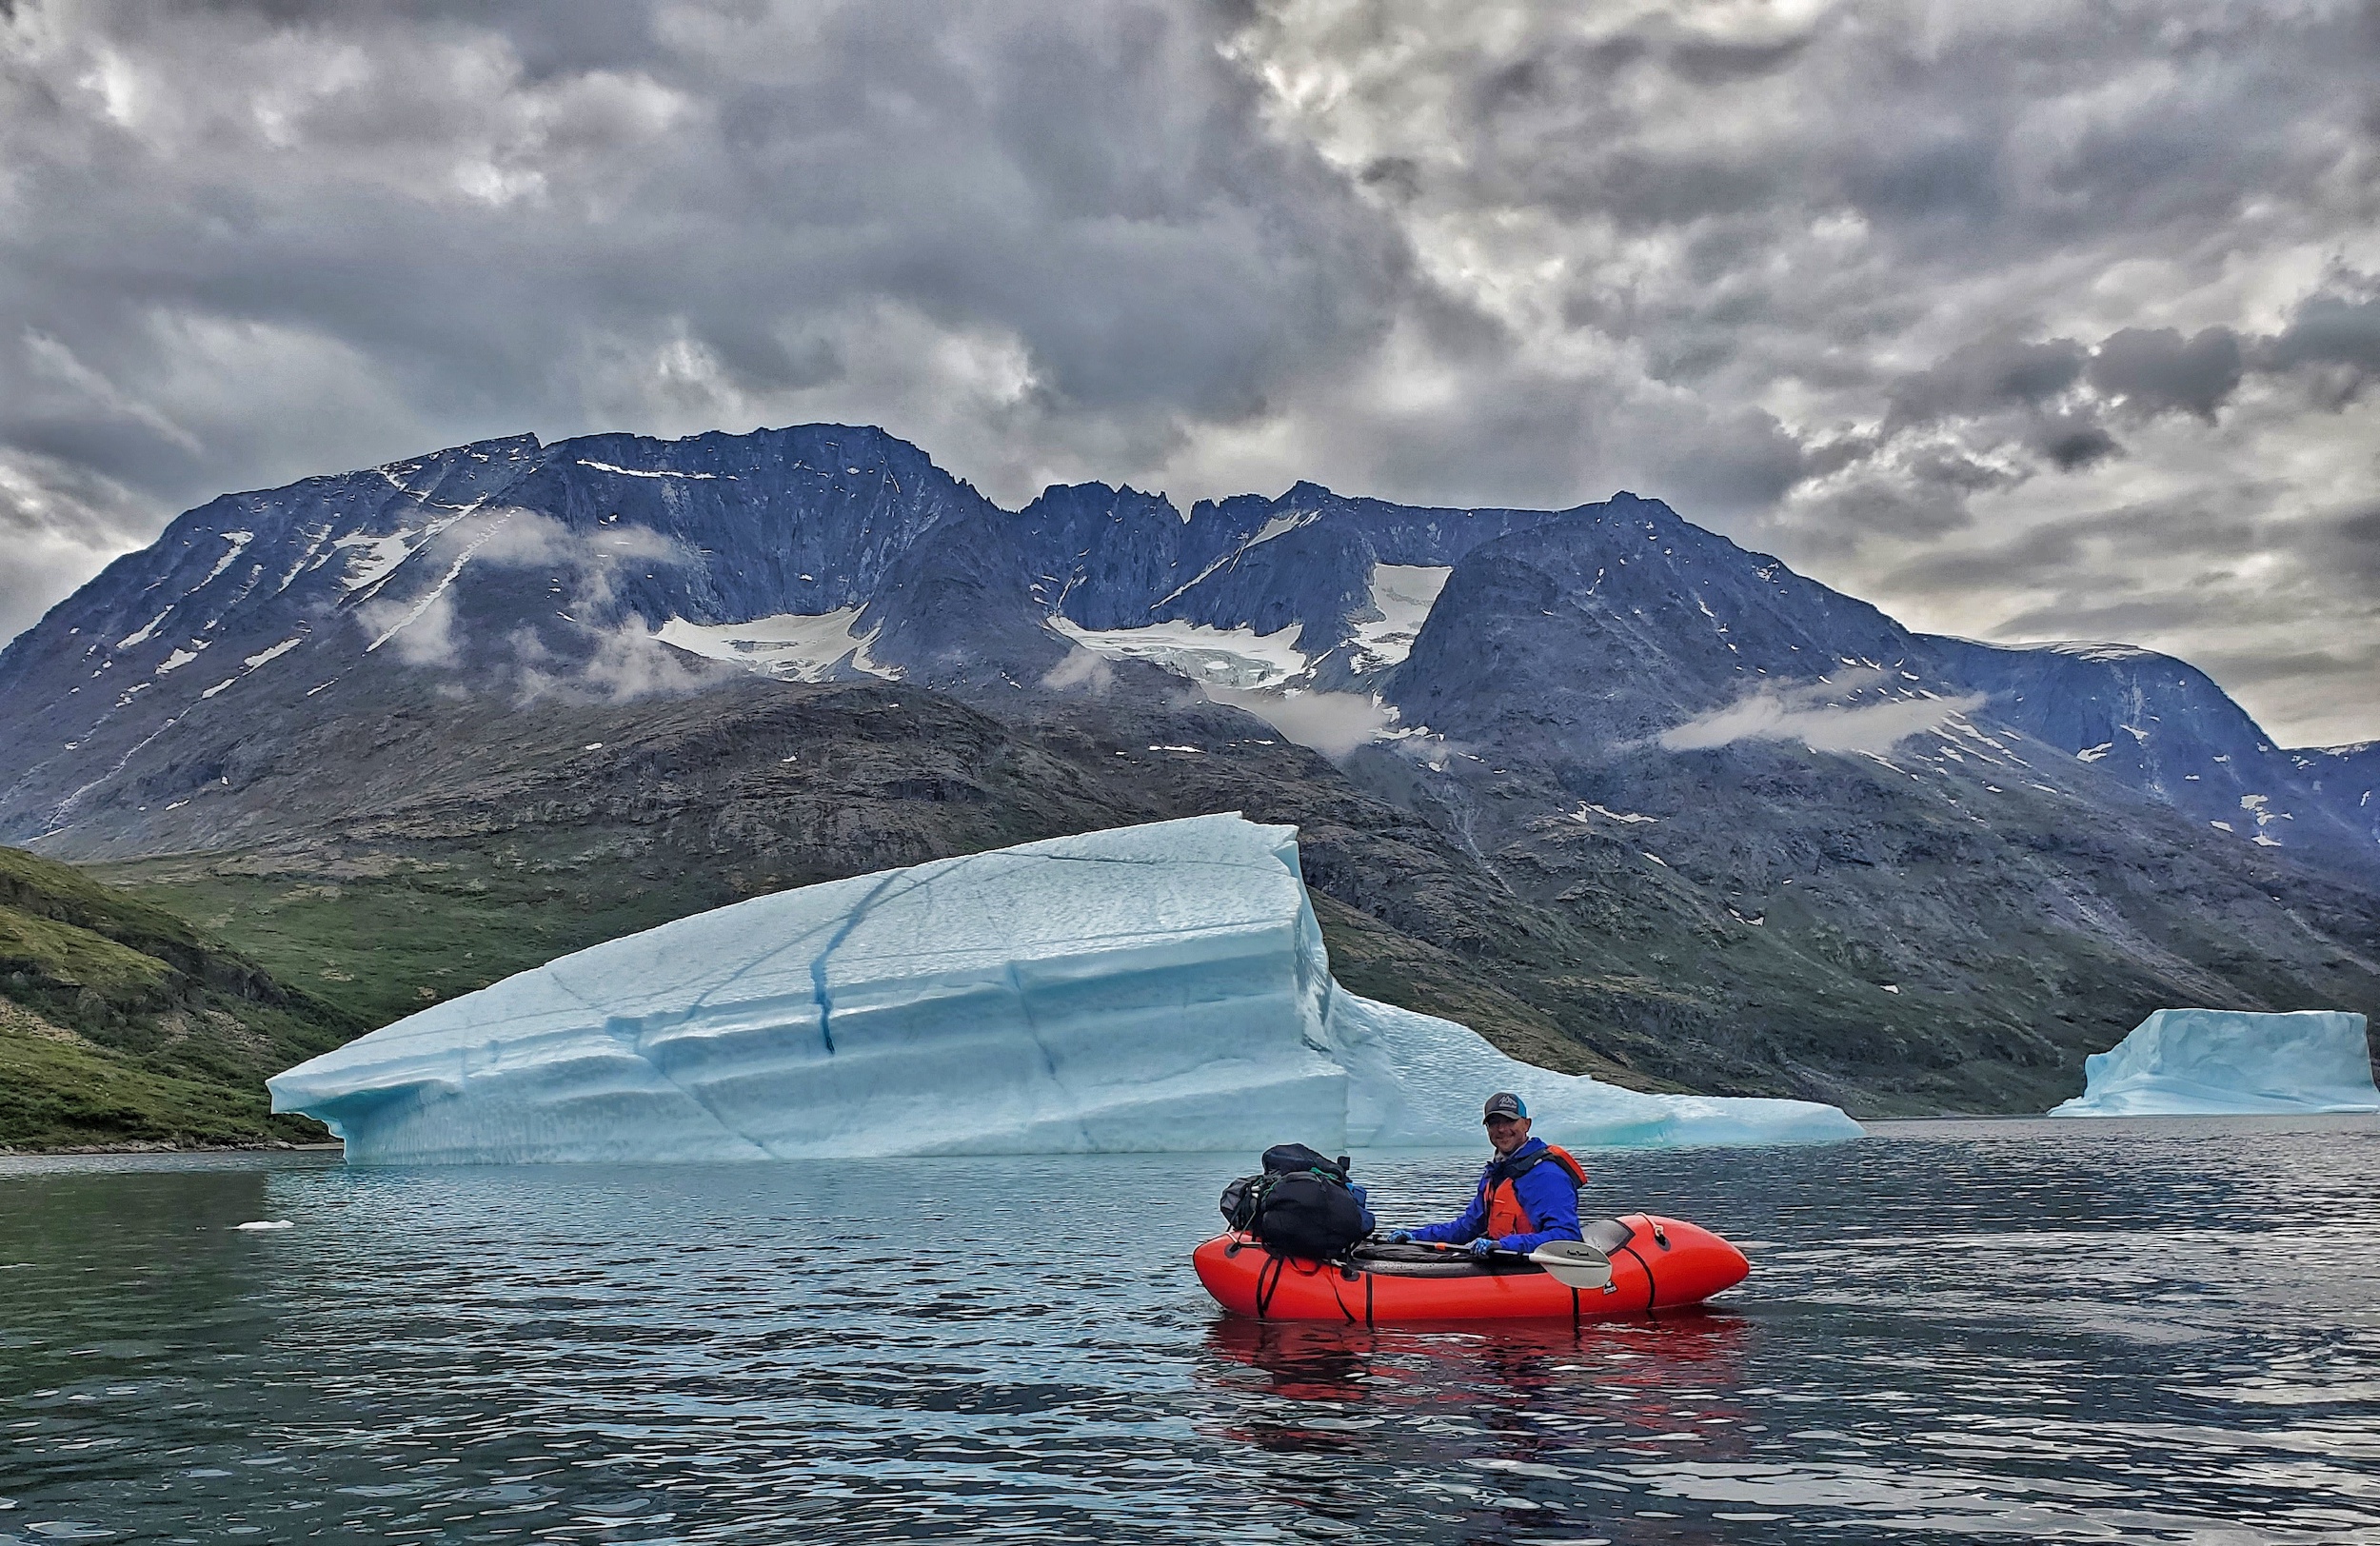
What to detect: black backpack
<box><xmin>1218</xmin><ymin>1144</ymin><xmax>1370</xmax><ymax>1262</ymax></box>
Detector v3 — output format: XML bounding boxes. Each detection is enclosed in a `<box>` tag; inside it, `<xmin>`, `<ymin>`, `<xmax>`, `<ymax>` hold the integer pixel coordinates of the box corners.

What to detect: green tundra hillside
<box><xmin>0</xmin><ymin>845</ymin><xmax>362</xmax><ymax>1150</ymax></box>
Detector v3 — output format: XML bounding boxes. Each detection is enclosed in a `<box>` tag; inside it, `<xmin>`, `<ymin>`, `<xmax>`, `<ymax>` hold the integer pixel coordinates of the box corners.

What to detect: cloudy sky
<box><xmin>4</xmin><ymin>0</ymin><xmax>2375</xmax><ymax>743</ymax></box>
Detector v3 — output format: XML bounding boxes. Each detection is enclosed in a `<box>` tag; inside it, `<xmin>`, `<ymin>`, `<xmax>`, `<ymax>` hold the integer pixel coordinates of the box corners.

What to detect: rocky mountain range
<box><xmin>2</xmin><ymin>423</ymin><xmax>2373</xmax><ymax>1118</ymax></box>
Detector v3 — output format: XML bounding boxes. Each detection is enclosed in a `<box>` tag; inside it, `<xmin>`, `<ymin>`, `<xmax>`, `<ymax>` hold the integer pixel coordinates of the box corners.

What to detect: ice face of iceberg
<box><xmin>269</xmin><ymin>814</ymin><xmax>1863</xmax><ymax>1160</ymax></box>
<box><xmin>2050</xmin><ymin>1008</ymin><xmax>2379</xmax><ymax>1117</ymax></box>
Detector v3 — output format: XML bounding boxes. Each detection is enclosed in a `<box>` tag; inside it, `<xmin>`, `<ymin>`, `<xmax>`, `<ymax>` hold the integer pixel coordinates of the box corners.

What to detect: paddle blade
<box><xmin>1530</xmin><ymin>1239</ymin><xmax>1615</xmax><ymax>1291</ymax></box>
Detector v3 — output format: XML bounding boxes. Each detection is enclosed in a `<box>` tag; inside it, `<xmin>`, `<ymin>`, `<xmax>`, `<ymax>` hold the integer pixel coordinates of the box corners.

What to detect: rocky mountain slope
<box><xmin>2</xmin><ymin>423</ymin><xmax>2374</xmax><ymax>1119</ymax></box>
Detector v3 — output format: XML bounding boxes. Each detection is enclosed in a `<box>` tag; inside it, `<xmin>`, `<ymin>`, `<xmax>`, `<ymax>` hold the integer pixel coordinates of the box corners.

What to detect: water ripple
<box><xmin>2</xmin><ymin>1117</ymin><xmax>2376</xmax><ymax>1542</ymax></box>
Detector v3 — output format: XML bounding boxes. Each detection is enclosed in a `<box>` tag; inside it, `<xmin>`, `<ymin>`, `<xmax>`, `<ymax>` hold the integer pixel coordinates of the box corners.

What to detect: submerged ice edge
<box><xmin>271</xmin><ymin>814</ymin><xmax>1864</xmax><ymax>1161</ymax></box>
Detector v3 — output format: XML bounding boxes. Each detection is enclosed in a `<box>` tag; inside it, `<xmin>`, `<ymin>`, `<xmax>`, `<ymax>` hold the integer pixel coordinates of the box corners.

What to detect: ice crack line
<box><xmin>803</xmin><ymin>868</ymin><xmax>930</xmax><ymax>1055</ymax></box>
<box><xmin>1007</xmin><ymin>959</ymin><xmax>1099</xmax><ymax>1151</ymax></box>
<box><xmin>545</xmin><ymin>971</ymin><xmax>773</xmax><ymax>1157</ymax></box>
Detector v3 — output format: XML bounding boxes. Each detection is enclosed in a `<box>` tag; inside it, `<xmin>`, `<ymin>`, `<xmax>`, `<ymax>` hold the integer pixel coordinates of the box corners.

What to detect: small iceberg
<box><xmin>231</xmin><ymin>1220</ymin><xmax>295</xmax><ymax>1231</ymax></box>
<box><xmin>2051</xmin><ymin>1008</ymin><xmax>2379</xmax><ymax>1117</ymax></box>
<box><xmin>269</xmin><ymin>814</ymin><xmax>1862</xmax><ymax>1161</ymax></box>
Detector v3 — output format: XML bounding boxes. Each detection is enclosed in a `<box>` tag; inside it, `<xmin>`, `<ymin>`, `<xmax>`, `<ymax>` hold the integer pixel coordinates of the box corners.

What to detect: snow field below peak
<box><xmin>1345</xmin><ymin>564</ymin><xmax>1453</xmax><ymax>672</ymax></box>
<box><xmin>651</xmin><ymin>609</ymin><xmax>898</xmax><ymax>682</ymax></box>
<box><xmin>1049</xmin><ymin>616</ymin><xmax>1312</xmax><ymax>690</ymax></box>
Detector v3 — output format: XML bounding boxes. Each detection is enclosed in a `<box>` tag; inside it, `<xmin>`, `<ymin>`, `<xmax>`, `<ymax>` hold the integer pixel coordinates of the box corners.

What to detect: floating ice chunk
<box><xmin>2051</xmin><ymin>1009</ymin><xmax>2378</xmax><ymax>1117</ymax></box>
<box><xmin>269</xmin><ymin>815</ymin><xmax>1861</xmax><ymax>1162</ymax></box>
<box><xmin>232</xmin><ymin>1220</ymin><xmax>294</xmax><ymax>1231</ymax></box>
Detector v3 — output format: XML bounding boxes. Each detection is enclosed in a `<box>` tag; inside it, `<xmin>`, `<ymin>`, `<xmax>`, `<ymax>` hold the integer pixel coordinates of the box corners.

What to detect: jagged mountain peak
<box><xmin>0</xmin><ymin>421</ymin><xmax>2372</xmax><ymax>878</ymax></box>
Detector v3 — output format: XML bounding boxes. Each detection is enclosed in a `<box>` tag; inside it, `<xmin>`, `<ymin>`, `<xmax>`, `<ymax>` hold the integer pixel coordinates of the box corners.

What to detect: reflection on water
<box><xmin>2</xmin><ymin>1117</ymin><xmax>2377</xmax><ymax>1542</ymax></box>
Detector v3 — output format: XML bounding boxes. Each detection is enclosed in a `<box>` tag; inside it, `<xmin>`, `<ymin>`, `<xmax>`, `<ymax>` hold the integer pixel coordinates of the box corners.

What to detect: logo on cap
<box><xmin>1482</xmin><ymin>1092</ymin><xmax>1527</xmax><ymax>1122</ymax></box>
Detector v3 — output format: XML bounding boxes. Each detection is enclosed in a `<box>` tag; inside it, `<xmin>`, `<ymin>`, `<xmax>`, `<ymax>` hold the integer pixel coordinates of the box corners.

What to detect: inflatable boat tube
<box><xmin>1193</xmin><ymin>1214</ymin><xmax>1748</xmax><ymax>1323</ymax></box>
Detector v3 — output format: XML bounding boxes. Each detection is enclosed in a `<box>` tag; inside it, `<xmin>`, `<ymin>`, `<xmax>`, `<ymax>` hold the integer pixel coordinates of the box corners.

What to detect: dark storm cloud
<box><xmin>1882</xmin><ymin>488</ymin><xmax>2272</xmax><ymax>597</ymax></box>
<box><xmin>2261</xmin><ymin>288</ymin><xmax>2380</xmax><ymax>406</ymax></box>
<box><xmin>1885</xmin><ymin>335</ymin><xmax>2089</xmax><ymax>428</ymax></box>
<box><xmin>2088</xmin><ymin>327</ymin><xmax>2245</xmax><ymax>422</ymax></box>
<box><xmin>2313</xmin><ymin>503</ymin><xmax>2380</xmax><ymax>587</ymax></box>
<box><xmin>0</xmin><ymin>0</ymin><xmax>1421</xmax><ymax>612</ymax></box>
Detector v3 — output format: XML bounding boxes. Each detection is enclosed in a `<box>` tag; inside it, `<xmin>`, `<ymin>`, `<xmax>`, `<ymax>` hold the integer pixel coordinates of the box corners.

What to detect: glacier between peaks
<box><xmin>268</xmin><ymin>814</ymin><xmax>1862</xmax><ymax>1161</ymax></box>
<box><xmin>2050</xmin><ymin>1008</ymin><xmax>2378</xmax><ymax>1117</ymax></box>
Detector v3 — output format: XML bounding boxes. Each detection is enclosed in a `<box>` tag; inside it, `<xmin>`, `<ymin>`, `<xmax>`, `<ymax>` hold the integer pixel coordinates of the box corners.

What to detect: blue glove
<box><xmin>1468</xmin><ymin>1237</ymin><xmax>1498</xmax><ymax>1259</ymax></box>
<box><xmin>1382</xmin><ymin>1229</ymin><xmax>1412</xmax><ymax>1244</ymax></box>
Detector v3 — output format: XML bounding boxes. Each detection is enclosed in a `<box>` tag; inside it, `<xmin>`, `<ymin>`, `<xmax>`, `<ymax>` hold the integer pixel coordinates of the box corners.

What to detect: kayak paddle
<box><xmin>1404</xmin><ymin>1238</ymin><xmax>1616</xmax><ymax>1291</ymax></box>
<box><xmin>1524</xmin><ymin>1239</ymin><xmax>1616</xmax><ymax>1291</ymax></box>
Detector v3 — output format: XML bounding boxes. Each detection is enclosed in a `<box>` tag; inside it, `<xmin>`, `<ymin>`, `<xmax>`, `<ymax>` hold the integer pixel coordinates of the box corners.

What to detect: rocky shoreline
<box><xmin>0</xmin><ymin>1140</ymin><xmax>342</xmax><ymax>1158</ymax></box>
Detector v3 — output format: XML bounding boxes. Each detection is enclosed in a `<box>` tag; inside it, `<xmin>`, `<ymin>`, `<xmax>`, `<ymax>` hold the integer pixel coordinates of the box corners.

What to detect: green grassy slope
<box><xmin>0</xmin><ymin>846</ymin><xmax>363</xmax><ymax>1148</ymax></box>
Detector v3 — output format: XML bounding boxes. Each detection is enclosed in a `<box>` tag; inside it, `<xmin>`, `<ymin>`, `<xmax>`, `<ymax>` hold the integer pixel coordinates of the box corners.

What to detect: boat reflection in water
<box><xmin>1200</xmin><ymin>1313</ymin><xmax>1759</xmax><ymax>1540</ymax></box>
<box><xmin>1203</xmin><ymin>1309</ymin><xmax>1753</xmax><ymax>1422</ymax></box>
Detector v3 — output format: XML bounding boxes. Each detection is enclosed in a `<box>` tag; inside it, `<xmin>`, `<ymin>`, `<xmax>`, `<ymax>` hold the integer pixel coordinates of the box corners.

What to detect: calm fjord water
<box><xmin>4</xmin><ymin>1117</ymin><xmax>2377</xmax><ymax>1544</ymax></box>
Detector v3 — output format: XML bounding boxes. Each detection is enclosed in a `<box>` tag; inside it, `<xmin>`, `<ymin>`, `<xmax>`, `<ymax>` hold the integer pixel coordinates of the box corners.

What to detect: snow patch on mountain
<box><xmin>117</xmin><ymin>608</ymin><xmax>172</xmax><ymax>649</ymax></box>
<box><xmin>578</xmin><ymin>459</ymin><xmax>724</xmax><ymax>482</ymax></box>
<box><xmin>1346</xmin><ymin>564</ymin><xmax>1453</xmax><ymax>672</ymax></box>
<box><xmin>332</xmin><ymin>527</ymin><xmax>432</xmax><ymax>594</ymax></box>
<box><xmin>2044</xmin><ymin>642</ymin><xmax>2161</xmax><ymax>664</ymax></box>
<box><xmin>1572</xmin><ymin>803</ymin><xmax>1658</xmax><ymax>825</ymax></box>
<box><xmin>1151</xmin><ymin>510</ymin><xmax>1324</xmax><ymax>608</ymax></box>
<box><xmin>198</xmin><ymin>531</ymin><xmax>254</xmax><ymax>588</ymax></box>
<box><xmin>653</xmin><ymin>610</ymin><xmax>897</xmax><ymax>683</ymax></box>
<box><xmin>1049</xmin><ymin>617</ymin><xmax>1311</xmax><ymax>690</ymax></box>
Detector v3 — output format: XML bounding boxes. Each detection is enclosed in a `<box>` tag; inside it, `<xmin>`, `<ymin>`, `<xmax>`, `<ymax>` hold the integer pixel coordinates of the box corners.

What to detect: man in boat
<box><xmin>1381</xmin><ymin>1093</ymin><xmax>1588</xmax><ymax>1258</ymax></box>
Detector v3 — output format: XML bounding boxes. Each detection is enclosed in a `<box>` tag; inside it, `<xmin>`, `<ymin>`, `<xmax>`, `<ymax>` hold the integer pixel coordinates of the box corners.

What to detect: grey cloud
<box><xmin>1880</xmin><ymin>488</ymin><xmax>2271</xmax><ymax>598</ymax></box>
<box><xmin>2028</xmin><ymin>417</ymin><xmax>2122</xmax><ymax>473</ymax></box>
<box><xmin>2314</xmin><ymin>504</ymin><xmax>2380</xmax><ymax>587</ymax></box>
<box><xmin>0</xmin><ymin>444</ymin><xmax>155</xmax><ymax>643</ymax></box>
<box><xmin>1886</xmin><ymin>335</ymin><xmax>2088</xmax><ymax>429</ymax></box>
<box><xmin>1650</xmin><ymin>407</ymin><xmax>1806</xmax><ymax>513</ymax></box>
<box><xmin>1796</xmin><ymin>475</ymin><xmax>1973</xmax><ymax>545</ymax></box>
<box><xmin>0</xmin><ymin>0</ymin><xmax>1418</xmax><ymax>555</ymax></box>
<box><xmin>2259</xmin><ymin>289</ymin><xmax>2380</xmax><ymax>406</ymax></box>
<box><xmin>1906</xmin><ymin>446</ymin><xmax>2018</xmax><ymax>495</ymax></box>
<box><xmin>2088</xmin><ymin>327</ymin><xmax>2245</xmax><ymax>422</ymax></box>
<box><xmin>4</xmin><ymin>0</ymin><xmax>2378</xmax><ymax>741</ymax></box>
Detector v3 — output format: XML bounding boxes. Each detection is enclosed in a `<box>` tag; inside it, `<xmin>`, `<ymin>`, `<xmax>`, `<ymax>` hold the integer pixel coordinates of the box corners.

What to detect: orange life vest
<box><xmin>1484</xmin><ymin>1144</ymin><xmax>1588</xmax><ymax>1238</ymax></box>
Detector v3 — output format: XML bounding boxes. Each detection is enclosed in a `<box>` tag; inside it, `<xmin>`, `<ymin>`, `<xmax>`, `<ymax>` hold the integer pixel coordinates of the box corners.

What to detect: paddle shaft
<box><xmin>1401</xmin><ymin>1237</ymin><xmax>1616</xmax><ymax>1292</ymax></box>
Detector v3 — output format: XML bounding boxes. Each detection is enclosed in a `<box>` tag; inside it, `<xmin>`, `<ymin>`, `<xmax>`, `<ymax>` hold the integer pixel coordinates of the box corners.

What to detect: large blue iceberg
<box><xmin>269</xmin><ymin>814</ymin><xmax>1862</xmax><ymax>1160</ymax></box>
<box><xmin>2051</xmin><ymin>1008</ymin><xmax>2378</xmax><ymax>1117</ymax></box>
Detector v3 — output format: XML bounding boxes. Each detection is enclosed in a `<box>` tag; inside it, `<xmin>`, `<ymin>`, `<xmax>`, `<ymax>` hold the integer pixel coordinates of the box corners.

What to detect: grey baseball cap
<box><xmin>1482</xmin><ymin>1092</ymin><xmax>1528</xmax><ymax>1123</ymax></box>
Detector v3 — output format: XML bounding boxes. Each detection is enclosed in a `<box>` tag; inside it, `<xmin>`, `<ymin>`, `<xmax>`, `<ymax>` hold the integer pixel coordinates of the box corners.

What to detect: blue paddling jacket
<box><xmin>1407</xmin><ymin>1137</ymin><xmax>1587</xmax><ymax>1253</ymax></box>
